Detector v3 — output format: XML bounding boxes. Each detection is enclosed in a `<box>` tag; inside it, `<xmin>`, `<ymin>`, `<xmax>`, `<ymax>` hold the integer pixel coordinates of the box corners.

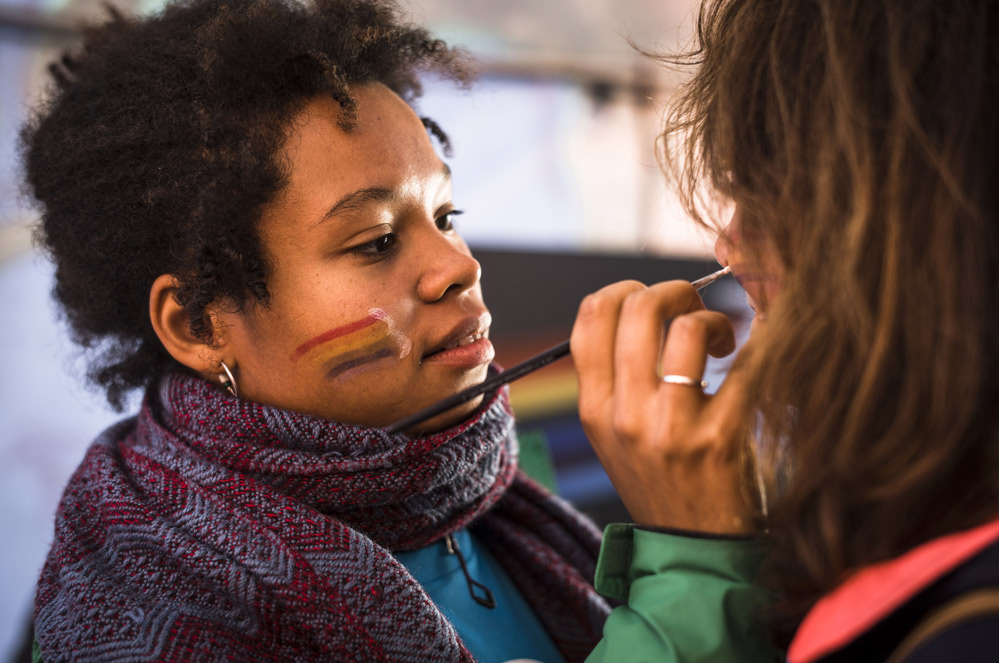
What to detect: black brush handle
<box><xmin>384</xmin><ymin>265</ymin><xmax>731</xmax><ymax>435</ymax></box>
<box><xmin>384</xmin><ymin>341</ymin><xmax>570</xmax><ymax>434</ymax></box>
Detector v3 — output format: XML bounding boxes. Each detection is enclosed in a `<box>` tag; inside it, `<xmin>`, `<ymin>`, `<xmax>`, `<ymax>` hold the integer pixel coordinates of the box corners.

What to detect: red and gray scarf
<box><xmin>34</xmin><ymin>371</ymin><xmax>609</xmax><ymax>662</ymax></box>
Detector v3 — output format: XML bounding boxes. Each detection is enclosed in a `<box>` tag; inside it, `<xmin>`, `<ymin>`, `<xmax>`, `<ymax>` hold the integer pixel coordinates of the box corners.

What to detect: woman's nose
<box><xmin>714</xmin><ymin>229</ymin><xmax>732</xmax><ymax>267</ymax></box>
<box><xmin>715</xmin><ymin>207</ymin><xmax>742</xmax><ymax>267</ymax></box>
<box><xmin>416</xmin><ymin>234</ymin><xmax>481</xmax><ymax>302</ymax></box>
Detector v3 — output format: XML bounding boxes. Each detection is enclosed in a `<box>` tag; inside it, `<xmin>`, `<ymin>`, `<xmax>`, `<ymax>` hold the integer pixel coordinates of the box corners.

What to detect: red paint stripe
<box><xmin>292</xmin><ymin>311</ymin><xmax>387</xmax><ymax>358</ymax></box>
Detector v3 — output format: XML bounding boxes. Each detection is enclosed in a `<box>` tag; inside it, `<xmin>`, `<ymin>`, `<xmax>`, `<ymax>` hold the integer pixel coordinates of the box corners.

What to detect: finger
<box><xmin>611</xmin><ymin>280</ymin><xmax>705</xmax><ymax>396</ymax></box>
<box><xmin>659</xmin><ymin>310</ymin><xmax>736</xmax><ymax>378</ymax></box>
<box><xmin>701</xmin><ymin>315</ymin><xmax>763</xmax><ymax>444</ymax></box>
<box><xmin>658</xmin><ymin>311</ymin><xmax>735</xmax><ymax>417</ymax></box>
<box><xmin>570</xmin><ymin>280</ymin><xmax>647</xmax><ymax>419</ymax></box>
<box><xmin>699</xmin><ymin>352</ymin><xmax>753</xmax><ymax>454</ymax></box>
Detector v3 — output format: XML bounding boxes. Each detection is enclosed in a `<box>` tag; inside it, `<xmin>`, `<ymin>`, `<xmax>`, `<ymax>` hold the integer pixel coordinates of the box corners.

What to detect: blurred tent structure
<box><xmin>0</xmin><ymin>1</ymin><xmax>750</xmax><ymax>660</ymax></box>
<box><xmin>2</xmin><ymin>0</ymin><xmax>714</xmax><ymax>254</ymax></box>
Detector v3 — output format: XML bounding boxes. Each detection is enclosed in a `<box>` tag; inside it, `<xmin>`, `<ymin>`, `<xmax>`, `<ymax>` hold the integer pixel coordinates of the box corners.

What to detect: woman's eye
<box><xmin>351</xmin><ymin>233</ymin><xmax>398</xmax><ymax>257</ymax></box>
<box><xmin>436</xmin><ymin>209</ymin><xmax>464</xmax><ymax>232</ymax></box>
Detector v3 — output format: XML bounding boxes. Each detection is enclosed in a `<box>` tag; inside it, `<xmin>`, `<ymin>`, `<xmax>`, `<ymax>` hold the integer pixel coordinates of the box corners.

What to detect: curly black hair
<box><xmin>20</xmin><ymin>0</ymin><xmax>474</xmax><ymax>409</ymax></box>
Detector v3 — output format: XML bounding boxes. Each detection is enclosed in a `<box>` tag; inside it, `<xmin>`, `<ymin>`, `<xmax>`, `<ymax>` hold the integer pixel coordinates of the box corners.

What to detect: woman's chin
<box><xmin>403</xmin><ymin>393</ymin><xmax>486</xmax><ymax>436</ymax></box>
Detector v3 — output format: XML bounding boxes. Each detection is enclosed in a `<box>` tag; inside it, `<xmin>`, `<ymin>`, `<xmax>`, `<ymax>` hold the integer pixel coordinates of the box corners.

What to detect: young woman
<box><xmin>22</xmin><ymin>1</ymin><xmax>615</xmax><ymax>661</ymax></box>
<box><xmin>576</xmin><ymin>0</ymin><xmax>999</xmax><ymax>661</ymax></box>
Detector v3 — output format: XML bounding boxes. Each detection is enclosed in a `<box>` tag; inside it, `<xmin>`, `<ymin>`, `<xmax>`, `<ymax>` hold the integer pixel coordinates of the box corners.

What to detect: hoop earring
<box><xmin>218</xmin><ymin>361</ymin><xmax>238</xmax><ymax>397</ymax></box>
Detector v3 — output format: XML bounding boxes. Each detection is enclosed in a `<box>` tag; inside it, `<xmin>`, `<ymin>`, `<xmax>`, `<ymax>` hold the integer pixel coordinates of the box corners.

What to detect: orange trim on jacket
<box><xmin>788</xmin><ymin>518</ymin><xmax>999</xmax><ymax>663</ymax></box>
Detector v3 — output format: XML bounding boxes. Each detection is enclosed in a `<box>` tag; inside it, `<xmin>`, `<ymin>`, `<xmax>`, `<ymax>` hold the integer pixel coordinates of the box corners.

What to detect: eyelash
<box><xmin>350</xmin><ymin>233</ymin><xmax>399</xmax><ymax>258</ymax></box>
<box><xmin>349</xmin><ymin>209</ymin><xmax>465</xmax><ymax>259</ymax></box>
<box><xmin>437</xmin><ymin>209</ymin><xmax>464</xmax><ymax>232</ymax></box>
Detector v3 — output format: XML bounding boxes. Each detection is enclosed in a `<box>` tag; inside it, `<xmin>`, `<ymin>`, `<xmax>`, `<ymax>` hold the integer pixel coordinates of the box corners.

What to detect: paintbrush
<box><xmin>385</xmin><ymin>265</ymin><xmax>732</xmax><ymax>434</ymax></box>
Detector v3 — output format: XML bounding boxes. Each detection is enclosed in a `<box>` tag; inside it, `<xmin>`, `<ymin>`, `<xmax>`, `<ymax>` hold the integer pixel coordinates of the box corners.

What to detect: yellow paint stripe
<box><xmin>310</xmin><ymin>320</ymin><xmax>391</xmax><ymax>364</ymax></box>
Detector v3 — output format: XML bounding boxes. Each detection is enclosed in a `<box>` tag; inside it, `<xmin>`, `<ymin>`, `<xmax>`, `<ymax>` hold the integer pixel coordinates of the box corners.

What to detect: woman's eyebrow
<box><xmin>319</xmin><ymin>186</ymin><xmax>395</xmax><ymax>225</ymax></box>
<box><xmin>317</xmin><ymin>164</ymin><xmax>452</xmax><ymax>226</ymax></box>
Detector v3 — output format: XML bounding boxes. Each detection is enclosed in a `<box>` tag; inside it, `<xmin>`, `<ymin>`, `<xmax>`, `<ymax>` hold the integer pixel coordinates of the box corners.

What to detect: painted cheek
<box><xmin>292</xmin><ymin>309</ymin><xmax>413</xmax><ymax>382</ymax></box>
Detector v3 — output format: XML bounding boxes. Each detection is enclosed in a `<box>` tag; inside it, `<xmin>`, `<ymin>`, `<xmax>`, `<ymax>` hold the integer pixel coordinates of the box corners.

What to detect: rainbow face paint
<box><xmin>293</xmin><ymin>309</ymin><xmax>409</xmax><ymax>381</ymax></box>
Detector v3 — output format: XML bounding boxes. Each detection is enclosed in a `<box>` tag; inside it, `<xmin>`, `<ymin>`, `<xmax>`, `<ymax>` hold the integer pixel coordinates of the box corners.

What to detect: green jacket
<box><xmin>586</xmin><ymin>524</ymin><xmax>783</xmax><ymax>663</ymax></box>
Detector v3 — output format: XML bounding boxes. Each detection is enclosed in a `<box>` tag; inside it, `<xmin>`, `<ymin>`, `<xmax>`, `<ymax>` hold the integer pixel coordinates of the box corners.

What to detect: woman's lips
<box><xmin>423</xmin><ymin>313</ymin><xmax>492</xmax><ymax>365</ymax></box>
<box><xmin>732</xmin><ymin>271</ymin><xmax>781</xmax><ymax>313</ymax></box>
<box><xmin>422</xmin><ymin>336</ymin><xmax>495</xmax><ymax>367</ymax></box>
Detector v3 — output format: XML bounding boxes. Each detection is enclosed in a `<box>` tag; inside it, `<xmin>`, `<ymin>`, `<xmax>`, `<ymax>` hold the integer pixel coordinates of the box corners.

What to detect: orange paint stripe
<box><xmin>292</xmin><ymin>311</ymin><xmax>387</xmax><ymax>359</ymax></box>
<box><xmin>310</xmin><ymin>321</ymin><xmax>391</xmax><ymax>364</ymax></box>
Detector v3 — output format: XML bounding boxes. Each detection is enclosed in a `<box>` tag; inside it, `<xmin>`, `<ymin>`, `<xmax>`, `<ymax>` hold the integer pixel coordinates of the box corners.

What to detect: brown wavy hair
<box><xmin>661</xmin><ymin>0</ymin><xmax>999</xmax><ymax>636</ymax></box>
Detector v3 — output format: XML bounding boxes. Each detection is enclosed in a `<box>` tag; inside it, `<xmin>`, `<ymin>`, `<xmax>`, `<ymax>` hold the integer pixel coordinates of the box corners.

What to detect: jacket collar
<box><xmin>788</xmin><ymin>517</ymin><xmax>999</xmax><ymax>663</ymax></box>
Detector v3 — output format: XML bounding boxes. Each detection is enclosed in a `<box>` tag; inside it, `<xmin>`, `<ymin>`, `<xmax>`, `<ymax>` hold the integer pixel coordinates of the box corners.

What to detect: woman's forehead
<box><xmin>281</xmin><ymin>85</ymin><xmax>443</xmax><ymax>190</ymax></box>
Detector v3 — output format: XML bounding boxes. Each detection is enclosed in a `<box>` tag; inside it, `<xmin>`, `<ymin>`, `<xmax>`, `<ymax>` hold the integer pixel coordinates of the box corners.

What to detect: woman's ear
<box><xmin>149</xmin><ymin>274</ymin><xmax>229</xmax><ymax>376</ymax></box>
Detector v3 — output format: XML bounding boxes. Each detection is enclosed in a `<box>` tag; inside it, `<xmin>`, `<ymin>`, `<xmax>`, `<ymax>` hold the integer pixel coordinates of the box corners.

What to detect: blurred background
<box><xmin>0</xmin><ymin>0</ymin><xmax>752</xmax><ymax>659</ymax></box>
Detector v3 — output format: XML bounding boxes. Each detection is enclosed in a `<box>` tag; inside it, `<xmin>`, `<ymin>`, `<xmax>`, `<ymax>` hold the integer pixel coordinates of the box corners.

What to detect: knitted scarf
<box><xmin>34</xmin><ymin>372</ymin><xmax>609</xmax><ymax>662</ymax></box>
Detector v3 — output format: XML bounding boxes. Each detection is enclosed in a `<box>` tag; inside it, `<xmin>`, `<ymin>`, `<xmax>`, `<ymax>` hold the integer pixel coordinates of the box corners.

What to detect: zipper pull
<box><xmin>445</xmin><ymin>533</ymin><xmax>497</xmax><ymax>609</ymax></box>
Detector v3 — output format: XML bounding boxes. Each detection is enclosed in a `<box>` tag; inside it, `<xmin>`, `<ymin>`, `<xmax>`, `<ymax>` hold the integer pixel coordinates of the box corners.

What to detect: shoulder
<box><xmin>894</xmin><ymin>551</ymin><xmax>999</xmax><ymax>662</ymax></box>
<box><xmin>880</xmin><ymin>542</ymin><xmax>999</xmax><ymax>661</ymax></box>
<box><xmin>806</xmin><ymin>528</ymin><xmax>999</xmax><ymax>663</ymax></box>
<box><xmin>901</xmin><ymin>607</ymin><xmax>999</xmax><ymax>662</ymax></box>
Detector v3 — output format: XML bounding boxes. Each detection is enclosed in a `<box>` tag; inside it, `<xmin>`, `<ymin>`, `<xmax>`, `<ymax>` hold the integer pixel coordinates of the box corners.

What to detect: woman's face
<box><xmin>714</xmin><ymin>206</ymin><xmax>784</xmax><ymax>313</ymax></box>
<box><xmin>216</xmin><ymin>84</ymin><xmax>493</xmax><ymax>432</ymax></box>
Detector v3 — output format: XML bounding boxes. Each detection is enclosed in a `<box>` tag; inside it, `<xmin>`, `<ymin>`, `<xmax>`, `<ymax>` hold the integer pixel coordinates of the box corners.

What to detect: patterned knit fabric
<box><xmin>34</xmin><ymin>372</ymin><xmax>609</xmax><ymax>662</ymax></box>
